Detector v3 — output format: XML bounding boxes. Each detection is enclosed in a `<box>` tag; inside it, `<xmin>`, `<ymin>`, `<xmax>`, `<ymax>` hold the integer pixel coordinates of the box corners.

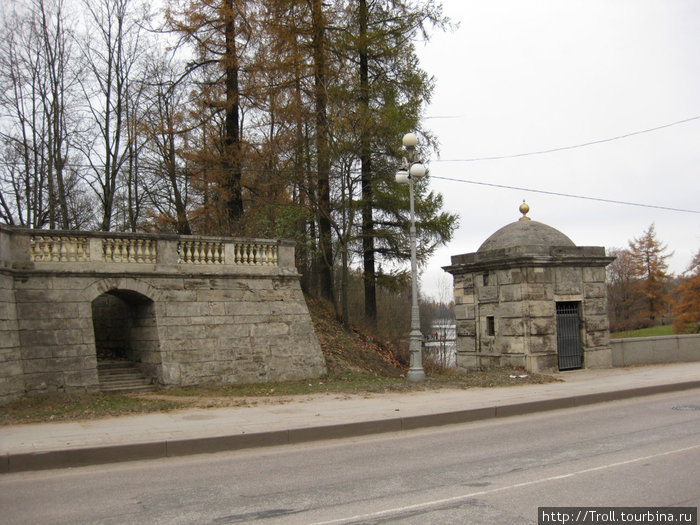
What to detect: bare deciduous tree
<box><xmin>0</xmin><ymin>0</ymin><xmax>80</xmax><ymax>228</ymax></box>
<box><xmin>77</xmin><ymin>0</ymin><xmax>149</xmax><ymax>231</ymax></box>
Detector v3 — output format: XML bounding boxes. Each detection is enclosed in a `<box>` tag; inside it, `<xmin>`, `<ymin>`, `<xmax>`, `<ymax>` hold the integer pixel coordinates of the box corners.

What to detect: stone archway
<box><xmin>91</xmin><ymin>289</ymin><xmax>162</xmax><ymax>390</ymax></box>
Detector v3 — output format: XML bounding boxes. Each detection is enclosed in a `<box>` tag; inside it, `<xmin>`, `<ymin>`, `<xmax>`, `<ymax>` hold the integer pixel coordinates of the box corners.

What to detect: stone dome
<box><xmin>477</xmin><ymin>203</ymin><xmax>575</xmax><ymax>252</ymax></box>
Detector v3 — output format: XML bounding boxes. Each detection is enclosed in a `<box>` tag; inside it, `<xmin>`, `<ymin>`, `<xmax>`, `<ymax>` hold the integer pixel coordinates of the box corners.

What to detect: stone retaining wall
<box><xmin>611</xmin><ymin>334</ymin><xmax>700</xmax><ymax>367</ymax></box>
<box><xmin>0</xmin><ymin>225</ymin><xmax>326</xmax><ymax>404</ymax></box>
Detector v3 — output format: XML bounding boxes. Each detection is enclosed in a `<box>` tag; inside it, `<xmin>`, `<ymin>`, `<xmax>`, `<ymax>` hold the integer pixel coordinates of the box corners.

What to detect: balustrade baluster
<box><xmin>58</xmin><ymin>239</ymin><xmax>66</xmax><ymax>261</ymax></box>
<box><xmin>68</xmin><ymin>237</ymin><xmax>76</xmax><ymax>261</ymax></box>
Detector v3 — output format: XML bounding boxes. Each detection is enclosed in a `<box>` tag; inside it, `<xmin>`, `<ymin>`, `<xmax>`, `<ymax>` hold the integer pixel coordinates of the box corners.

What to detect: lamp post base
<box><xmin>406</xmin><ymin>367</ymin><xmax>426</xmax><ymax>382</ymax></box>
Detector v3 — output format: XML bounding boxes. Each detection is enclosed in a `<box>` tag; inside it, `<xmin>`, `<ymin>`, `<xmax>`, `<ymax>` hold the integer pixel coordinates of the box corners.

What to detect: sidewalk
<box><xmin>2</xmin><ymin>363</ymin><xmax>699</xmax><ymax>474</ymax></box>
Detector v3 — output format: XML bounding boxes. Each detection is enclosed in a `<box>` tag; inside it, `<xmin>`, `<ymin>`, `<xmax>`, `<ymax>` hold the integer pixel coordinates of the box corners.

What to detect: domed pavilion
<box><xmin>443</xmin><ymin>203</ymin><xmax>616</xmax><ymax>372</ymax></box>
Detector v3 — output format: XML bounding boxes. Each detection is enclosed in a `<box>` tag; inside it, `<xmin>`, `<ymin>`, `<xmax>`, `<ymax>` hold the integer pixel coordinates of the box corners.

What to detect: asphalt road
<box><xmin>2</xmin><ymin>390</ymin><xmax>699</xmax><ymax>525</ymax></box>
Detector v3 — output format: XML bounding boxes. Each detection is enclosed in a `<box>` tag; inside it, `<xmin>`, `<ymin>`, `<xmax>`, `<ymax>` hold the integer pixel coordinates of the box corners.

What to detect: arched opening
<box><xmin>91</xmin><ymin>290</ymin><xmax>161</xmax><ymax>392</ymax></box>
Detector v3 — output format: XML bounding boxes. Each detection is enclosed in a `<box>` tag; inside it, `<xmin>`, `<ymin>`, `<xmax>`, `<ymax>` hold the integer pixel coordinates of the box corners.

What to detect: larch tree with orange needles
<box><xmin>628</xmin><ymin>224</ymin><xmax>673</xmax><ymax>323</ymax></box>
<box><xmin>674</xmin><ymin>250</ymin><xmax>700</xmax><ymax>333</ymax></box>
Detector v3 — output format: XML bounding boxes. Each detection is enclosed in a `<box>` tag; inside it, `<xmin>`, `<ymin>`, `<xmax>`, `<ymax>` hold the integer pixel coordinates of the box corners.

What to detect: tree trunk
<box><xmin>312</xmin><ymin>0</ymin><xmax>334</xmax><ymax>305</ymax></box>
<box><xmin>223</xmin><ymin>0</ymin><xmax>243</xmax><ymax>230</ymax></box>
<box><xmin>359</xmin><ymin>0</ymin><xmax>376</xmax><ymax>325</ymax></box>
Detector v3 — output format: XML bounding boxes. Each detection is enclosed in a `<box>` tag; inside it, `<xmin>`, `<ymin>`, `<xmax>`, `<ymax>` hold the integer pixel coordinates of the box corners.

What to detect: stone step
<box><xmin>99</xmin><ymin>373</ymin><xmax>151</xmax><ymax>383</ymax></box>
<box><xmin>100</xmin><ymin>381</ymin><xmax>155</xmax><ymax>391</ymax></box>
<box><xmin>98</xmin><ymin>360</ymin><xmax>155</xmax><ymax>394</ymax></box>
<box><xmin>99</xmin><ymin>372</ymin><xmax>149</xmax><ymax>382</ymax></box>
<box><xmin>99</xmin><ymin>369</ymin><xmax>146</xmax><ymax>378</ymax></box>
<box><xmin>100</xmin><ymin>381</ymin><xmax>156</xmax><ymax>394</ymax></box>
<box><xmin>97</xmin><ymin>360</ymin><xmax>139</xmax><ymax>370</ymax></box>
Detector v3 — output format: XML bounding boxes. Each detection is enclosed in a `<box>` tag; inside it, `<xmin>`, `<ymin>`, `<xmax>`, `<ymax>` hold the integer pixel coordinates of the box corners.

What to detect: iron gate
<box><xmin>556</xmin><ymin>301</ymin><xmax>582</xmax><ymax>370</ymax></box>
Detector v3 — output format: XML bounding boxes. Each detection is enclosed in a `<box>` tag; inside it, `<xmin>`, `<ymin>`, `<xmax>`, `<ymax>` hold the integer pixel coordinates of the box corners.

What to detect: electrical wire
<box><xmin>431</xmin><ymin>115</ymin><xmax>700</xmax><ymax>162</ymax></box>
<box><xmin>429</xmin><ymin>175</ymin><xmax>700</xmax><ymax>214</ymax></box>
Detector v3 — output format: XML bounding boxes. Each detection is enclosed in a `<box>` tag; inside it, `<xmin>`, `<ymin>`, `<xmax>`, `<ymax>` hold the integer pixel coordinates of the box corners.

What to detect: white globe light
<box><xmin>402</xmin><ymin>133</ymin><xmax>418</xmax><ymax>148</ymax></box>
<box><xmin>395</xmin><ymin>169</ymin><xmax>410</xmax><ymax>185</ymax></box>
<box><xmin>409</xmin><ymin>162</ymin><xmax>426</xmax><ymax>179</ymax></box>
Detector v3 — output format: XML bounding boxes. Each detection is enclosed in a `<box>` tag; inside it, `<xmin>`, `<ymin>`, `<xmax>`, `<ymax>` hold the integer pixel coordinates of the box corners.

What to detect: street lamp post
<box><xmin>396</xmin><ymin>132</ymin><xmax>426</xmax><ymax>382</ymax></box>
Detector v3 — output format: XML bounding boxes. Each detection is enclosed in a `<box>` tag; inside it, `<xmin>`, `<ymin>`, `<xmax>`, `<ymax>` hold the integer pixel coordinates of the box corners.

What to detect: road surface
<box><xmin>2</xmin><ymin>389</ymin><xmax>699</xmax><ymax>524</ymax></box>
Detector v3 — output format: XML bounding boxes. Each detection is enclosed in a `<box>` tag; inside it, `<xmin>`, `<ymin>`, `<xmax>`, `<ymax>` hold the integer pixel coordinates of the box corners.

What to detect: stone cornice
<box><xmin>443</xmin><ymin>245</ymin><xmax>616</xmax><ymax>275</ymax></box>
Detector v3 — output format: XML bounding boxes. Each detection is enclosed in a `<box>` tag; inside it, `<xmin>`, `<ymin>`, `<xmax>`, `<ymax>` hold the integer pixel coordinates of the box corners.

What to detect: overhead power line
<box><xmin>430</xmin><ymin>175</ymin><xmax>700</xmax><ymax>214</ymax></box>
<box><xmin>432</xmin><ymin>115</ymin><xmax>700</xmax><ymax>162</ymax></box>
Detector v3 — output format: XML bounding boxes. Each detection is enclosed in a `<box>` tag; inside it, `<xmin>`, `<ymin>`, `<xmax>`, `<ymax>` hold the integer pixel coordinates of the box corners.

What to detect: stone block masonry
<box><xmin>0</xmin><ymin>225</ymin><xmax>326</xmax><ymax>404</ymax></box>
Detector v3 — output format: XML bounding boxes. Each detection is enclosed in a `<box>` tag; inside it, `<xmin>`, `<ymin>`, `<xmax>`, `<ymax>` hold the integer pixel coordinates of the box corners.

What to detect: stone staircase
<box><xmin>97</xmin><ymin>360</ymin><xmax>156</xmax><ymax>394</ymax></box>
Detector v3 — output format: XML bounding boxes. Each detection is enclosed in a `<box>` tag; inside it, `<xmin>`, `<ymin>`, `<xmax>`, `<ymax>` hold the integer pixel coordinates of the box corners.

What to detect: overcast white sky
<box><xmin>415</xmin><ymin>0</ymin><xmax>700</xmax><ymax>300</ymax></box>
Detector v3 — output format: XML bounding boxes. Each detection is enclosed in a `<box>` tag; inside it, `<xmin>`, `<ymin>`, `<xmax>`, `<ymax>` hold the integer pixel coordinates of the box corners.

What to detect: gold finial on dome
<box><xmin>519</xmin><ymin>200</ymin><xmax>531</xmax><ymax>221</ymax></box>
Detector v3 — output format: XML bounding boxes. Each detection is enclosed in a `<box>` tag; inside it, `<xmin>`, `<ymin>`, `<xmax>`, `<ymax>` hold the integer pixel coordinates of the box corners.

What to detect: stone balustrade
<box><xmin>1</xmin><ymin>225</ymin><xmax>290</xmax><ymax>273</ymax></box>
<box><xmin>103</xmin><ymin>237</ymin><xmax>157</xmax><ymax>264</ymax></box>
<box><xmin>30</xmin><ymin>234</ymin><xmax>91</xmax><ymax>262</ymax></box>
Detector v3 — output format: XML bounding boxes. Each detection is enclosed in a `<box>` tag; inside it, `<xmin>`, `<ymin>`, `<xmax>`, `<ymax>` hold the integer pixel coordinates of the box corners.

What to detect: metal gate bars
<box><xmin>556</xmin><ymin>301</ymin><xmax>583</xmax><ymax>370</ymax></box>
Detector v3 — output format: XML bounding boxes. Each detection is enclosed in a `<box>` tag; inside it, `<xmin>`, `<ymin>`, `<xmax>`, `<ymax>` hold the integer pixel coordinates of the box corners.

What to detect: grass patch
<box><xmin>0</xmin><ymin>393</ymin><xmax>186</xmax><ymax>425</ymax></box>
<box><xmin>162</xmin><ymin>367</ymin><xmax>558</xmax><ymax>398</ymax></box>
<box><xmin>611</xmin><ymin>325</ymin><xmax>674</xmax><ymax>339</ymax></box>
<box><xmin>1</xmin><ymin>368</ymin><xmax>559</xmax><ymax>425</ymax></box>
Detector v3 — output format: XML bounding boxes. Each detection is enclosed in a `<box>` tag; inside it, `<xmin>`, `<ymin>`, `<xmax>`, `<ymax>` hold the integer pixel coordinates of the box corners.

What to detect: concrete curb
<box><xmin>3</xmin><ymin>380</ymin><xmax>699</xmax><ymax>474</ymax></box>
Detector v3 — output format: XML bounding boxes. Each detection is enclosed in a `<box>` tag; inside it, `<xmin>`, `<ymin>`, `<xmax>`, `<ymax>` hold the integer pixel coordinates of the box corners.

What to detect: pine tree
<box><xmin>342</xmin><ymin>0</ymin><xmax>453</xmax><ymax>324</ymax></box>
